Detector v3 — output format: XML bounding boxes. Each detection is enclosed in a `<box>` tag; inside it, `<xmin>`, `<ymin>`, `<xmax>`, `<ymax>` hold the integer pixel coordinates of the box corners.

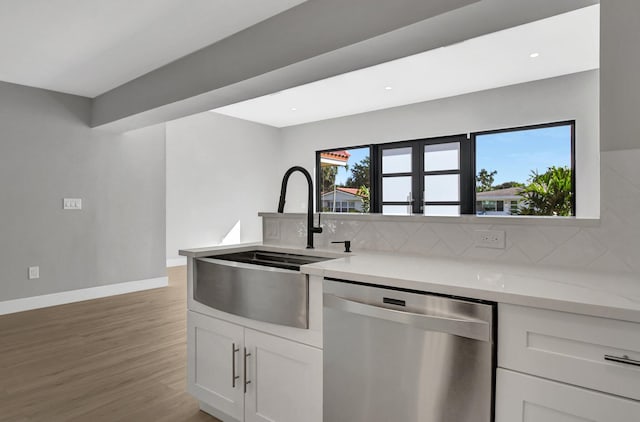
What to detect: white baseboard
<box><xmin>199</xmin><ymin>402</ymin><xmax>234</xmax><ymax>422</ymax></box>
<box><xmin>166</xmin><ymin>257</ymin><xmax>187</xmax><ymax>267</ymax></box>
<box><xmin>0</xmin><ymin>276</ymin><xmax>168</xmax><ymax>316</ymax></box>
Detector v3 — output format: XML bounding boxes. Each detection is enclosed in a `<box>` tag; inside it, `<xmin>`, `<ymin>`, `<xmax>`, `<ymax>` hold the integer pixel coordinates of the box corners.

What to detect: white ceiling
<box><xmin>0</xmin><ymin>0</ymin><xmax>306</xmax><ymax>97</ymax></box>
<box><xmin>213</xmin><ymin>5</ymin><xmax>599</xmax><ymax>128</ymax></box>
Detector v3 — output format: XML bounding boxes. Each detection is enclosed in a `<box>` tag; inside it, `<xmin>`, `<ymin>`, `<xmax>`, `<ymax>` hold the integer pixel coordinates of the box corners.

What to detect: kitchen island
<box><xmin>180</xmin><ymin>243</ymin><xmax>640</xmax><ymax>422</ymax></box>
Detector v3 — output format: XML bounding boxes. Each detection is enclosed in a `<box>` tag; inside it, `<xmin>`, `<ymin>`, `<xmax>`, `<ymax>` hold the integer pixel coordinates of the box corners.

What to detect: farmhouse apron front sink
<box><xmin>194</xmin><ymin>250</ymin><xmax>333</xmax><ymax>329</ymax></box>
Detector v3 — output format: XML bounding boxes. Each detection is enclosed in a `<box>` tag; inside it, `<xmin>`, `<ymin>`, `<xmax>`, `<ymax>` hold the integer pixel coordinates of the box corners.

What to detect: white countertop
<box><xmin>180</xmin><ymin>244</ymin><xmax>640</xmax><ymax>324</ymax></box>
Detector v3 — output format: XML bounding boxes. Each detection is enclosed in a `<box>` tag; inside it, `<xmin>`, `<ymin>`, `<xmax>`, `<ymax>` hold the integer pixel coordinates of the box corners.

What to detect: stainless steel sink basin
<box><xmin>210</xmin><ymin>250</ymin><xmax>332</xmax><ymax>271</ymax></box>
<box><xmin>194</xmin><ymin>250</ymin><xmax>334</xmax><ymax>329</ymax></box>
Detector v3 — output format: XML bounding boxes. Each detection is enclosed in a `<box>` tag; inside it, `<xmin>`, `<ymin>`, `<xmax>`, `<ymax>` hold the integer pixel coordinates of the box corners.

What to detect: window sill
<box><xmin>258</xmin><ymin>212</ymin><xmax>600</xmax><ymax>227</ymax></box>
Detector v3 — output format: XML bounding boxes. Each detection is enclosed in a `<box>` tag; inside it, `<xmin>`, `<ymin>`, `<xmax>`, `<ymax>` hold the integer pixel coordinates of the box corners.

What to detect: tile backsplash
<box><xmin>263</xmin><ymin>149</ymin><xmax>640</xmax><ymax>275</ymax></box>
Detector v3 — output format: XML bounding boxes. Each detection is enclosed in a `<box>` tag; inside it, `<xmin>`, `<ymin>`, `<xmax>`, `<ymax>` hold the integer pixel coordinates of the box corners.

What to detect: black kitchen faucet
<box><xmin>277</xmin><ymin>166</ymin><xmax>323</xmax><ymax>249</ymax></box>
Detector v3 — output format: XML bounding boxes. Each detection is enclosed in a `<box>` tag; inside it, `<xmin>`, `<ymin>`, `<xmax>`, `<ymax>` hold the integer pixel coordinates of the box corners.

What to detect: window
<box><xmin>423</xmin><ymin>141</ymin><xmax>465</xmax><ymax>216</ymax></box>
<box><xmin>380</xmin><ymin>144</ymin><xmax>413</xmax><ymax>215</ymax></box>
<box><xmin>376</xmin><ymin>135</ymin><xmax>471</xmax><ymax>216</ymax></box>
<box><xmin>316</xmin><ymin>146</ymin><xmax>371</xmax><ymax>213</ymax></box>
<box><xmin>474</xmin><ymin>122</ymin><xmax>575</xmax><ymax>216</ymax></box>
<box><xmin>321</xmin><ymin>200</ymin><xmax>358</xmax><ymax>213</ymax></box>
<box><xmin>316</xmin><ymin>121</ymin><xmax>575</xmax><ymax>217</ymax></box>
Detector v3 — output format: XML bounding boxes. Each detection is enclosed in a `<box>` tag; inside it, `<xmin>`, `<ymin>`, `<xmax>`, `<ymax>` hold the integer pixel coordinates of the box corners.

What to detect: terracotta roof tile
<box><xmin>320</xmin><ymin>150</ymin><xmax>350</xmax><ymax>163</ymax></box>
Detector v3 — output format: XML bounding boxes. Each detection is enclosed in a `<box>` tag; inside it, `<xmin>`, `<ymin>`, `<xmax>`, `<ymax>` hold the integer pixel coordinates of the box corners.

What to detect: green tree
<box><xmin>321</xmin><ymin>166</ymin><xmax>338</xmax><ymax>193</ymax></box>
<box><xmin>345</xmin><ymin>156</ymin><xmax>370</xmax><ymax>188</ymax></box>
<box><xmin>493</xmin><ymin>181</ymin><xmax>525</xmax><ymax>190</ymax></box>
<box><xmin>476</xmin><ymin>169</ymin><xmax>497</xmax><ymax>192</ymax></box>
<box><xmin>357</xmin><ymin>185</ymin><xmax>370</xmax><ymax>213</ymax></box>
<box><xmin>517</xmin><ymin>166</ymin><xmax>573</xmax><ymax>216</ymax></box>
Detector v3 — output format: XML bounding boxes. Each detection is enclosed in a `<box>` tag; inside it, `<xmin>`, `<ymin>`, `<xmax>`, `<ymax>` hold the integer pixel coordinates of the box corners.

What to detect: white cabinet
<box><xmin>496</xmin><ymin>369</ymin><xmax>640</xmax><ymax>422</ymax></box>
<box><xmin>187</xmin><ymin>311</ymin><xmax>322</xmax><ymax>422</ymax></box>
<box><xmin>244</xmin><ymin>329</ymin><xmax>322</xmax><ymax>422</ymax></box>
<box><xmin>188</xmin><ymin>311</ymin><xmax>244</xmax><ymax>420</ymax></box>
<box><xmin>496</xmin><ymin>304</ymin><xmax>640</xmax><ymax>422</ymax></box>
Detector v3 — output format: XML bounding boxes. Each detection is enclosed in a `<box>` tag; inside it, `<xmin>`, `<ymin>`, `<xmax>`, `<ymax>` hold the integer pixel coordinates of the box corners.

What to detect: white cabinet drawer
<box><xmin>496</xmin><ymin>369</ymin><xmax>640</xmax><ymax>422</ymax></box>
<box><xmin>499</xmin><ymin>304</ymin><xmax>640</xmax><ymax>400</ymax></box>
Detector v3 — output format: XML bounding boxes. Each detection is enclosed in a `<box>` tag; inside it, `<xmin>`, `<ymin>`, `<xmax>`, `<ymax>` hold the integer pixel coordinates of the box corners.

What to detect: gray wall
<box><xmin>601</xmin><ymin>0</ymin><xmax>640</xmax><ymax>151</ymax></box>
<box><xmin>166</xmin><ymin>112</ymin><xmax>282</xmax><ymax>264</ymax></box>
<box><xmin>279</xmin><ymin>71</ymin><xmax>600</xmax><ymax>218</ymax></box>
<box><xmin>0</xmin><ymin>81</ymin><xmax>166</xmax><ymax>301</ymax></box>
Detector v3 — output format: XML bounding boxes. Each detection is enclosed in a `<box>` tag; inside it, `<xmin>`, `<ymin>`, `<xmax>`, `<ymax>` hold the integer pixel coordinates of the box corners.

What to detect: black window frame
<box><xmin>315</xmin><ymin>120</ymin><xmax>575</xmax><ymax>217</ymax></box>
<box><xmin>471</xmin><ymin>120</ymin><xmax>576</xmax><ymax>216</ymax></box>
<box><xmin>375</xmin><ymin>140</ymin><xmax>414</xmax><ymax>214</ymax></box>
<box><xmin>375</xmin><ymin>134</ymin><xmax>472</xmax><ymax>215</ymax></box>
<box><xmin>315</xmin><ymin>145</ymin><xmax>374</xmax><ymax>213</ymax></box>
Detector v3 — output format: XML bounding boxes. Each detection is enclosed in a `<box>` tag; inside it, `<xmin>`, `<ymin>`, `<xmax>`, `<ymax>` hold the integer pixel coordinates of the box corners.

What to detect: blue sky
<box><xmin>475</xmin><ymin>125</ymin><xmax>572</xmax><ymax>185</ymax></box>
<box><xmin>335</xmin><ymin>147</ymin><xmax>369</xmax><ymax>185</ymax></box>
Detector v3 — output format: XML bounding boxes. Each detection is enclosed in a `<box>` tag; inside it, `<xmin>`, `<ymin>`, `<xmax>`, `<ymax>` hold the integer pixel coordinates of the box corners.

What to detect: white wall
<box><xmin>264</xmin><ymin>72</ymin><xmax>640</xmax><ymax>273</ymax></box>
<box><xmin>0</xmin><ymin>81</ymin><xmax>166</xmax><ymax>301</ymax></box>
<box><xmin>279</xmin><ymin>70</ymin><xmax>600</xmax><ymax>218</ymax></box>
<box><xmin>265</xmin><ymin>0</ymin><xmax>640</xmax><ymax>275</ymax></box>
<box><xmin>166</xmin><ymin>112</ymin><xmax>282</xmax><ymax>265</ymax></box>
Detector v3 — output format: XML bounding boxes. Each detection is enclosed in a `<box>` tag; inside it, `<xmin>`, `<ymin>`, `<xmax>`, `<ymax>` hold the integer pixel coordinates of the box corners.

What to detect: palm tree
<box><xmin>517</xmin><ymin>166</ymin><xmax>573</xmax><ymax>216</ymax></box>
<box><xmin>321</xmin><ymin>166</ymin><xmax>338</xmax><ymax>193</ymax></box>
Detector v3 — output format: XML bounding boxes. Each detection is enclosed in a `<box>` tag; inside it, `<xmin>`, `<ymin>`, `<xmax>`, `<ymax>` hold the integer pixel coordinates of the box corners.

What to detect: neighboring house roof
<box><xmin>476</xmin><ymin>187</ymin><xmax>523</xmax><ymax>200</ymax></box>
<box><xmin>336</xmin><ymin>187</ymin><xmax>361</xmax><ymax>196</ymax></box>
<box><xmin>321</xmin><ymin>187</ymin><xmax>365</xmax><ymax>199</ymax></box>
<box><xmin>320</xmin><ymin>150</ymin><xmax>351</xmax><ymax>166</ymax></box>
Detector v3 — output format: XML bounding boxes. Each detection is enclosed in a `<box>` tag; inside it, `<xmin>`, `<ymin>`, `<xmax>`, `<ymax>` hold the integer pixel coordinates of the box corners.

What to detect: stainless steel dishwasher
<box><xmin>323</xmin><ymin>278</ymin><xmax>496</xmax><ymax>422</ymax></box>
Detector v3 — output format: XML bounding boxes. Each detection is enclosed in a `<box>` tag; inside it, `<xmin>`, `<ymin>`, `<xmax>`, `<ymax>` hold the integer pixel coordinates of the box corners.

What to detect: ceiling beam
<box><xmin>91</xmin><ymin>0</ymin><xmax>597</xmax><ymax>132</ymax></box>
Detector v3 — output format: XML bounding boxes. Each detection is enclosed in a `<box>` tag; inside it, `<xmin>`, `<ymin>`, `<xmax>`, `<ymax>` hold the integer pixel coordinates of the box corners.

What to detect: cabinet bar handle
<box><xmin>604</xmin><ymin>354</ymin><xmax>640</xmax><ymax>367</ymax></box>
<box><xmin>231</xmin><ymin>343</ymin><xmax>240</xmax><ymax>388</ymax></box>
<box><xmin>244</xmin><ymin>347</ymin><xmax>252</xmax><ymax>393</ymax></box>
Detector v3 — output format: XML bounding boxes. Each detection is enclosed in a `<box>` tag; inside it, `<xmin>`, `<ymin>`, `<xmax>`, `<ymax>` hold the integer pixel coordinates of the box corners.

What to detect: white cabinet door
<box><xmin>188</xmin><ymin>311</ymin><xmax>245</xmax><ymax>421</ymax></box>
<box><xmin>244</xmin><ymin>328</ymin><xmax>322</xmax><ymax>422</ymax></box>
<box><xmin>496</xmin><ymin>369</ymin><xmax>640</xmax><ymax>422</ymax></box>
<box><xmin>499</xmin><ymin>304</ymin><xmax>640</xmax><ymax>400</ymax></box>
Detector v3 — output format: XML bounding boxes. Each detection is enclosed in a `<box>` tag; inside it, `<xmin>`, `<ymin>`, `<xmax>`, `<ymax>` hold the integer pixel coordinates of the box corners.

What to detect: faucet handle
<box><xmin>331</xmin><ymin>240</ymin><xmax>351</xmax><ymax>253</ymax></box>
<box><xmin>311</xmin><ymin>213</ymin><xmax>323</xmax><ymax>234</ymax></box>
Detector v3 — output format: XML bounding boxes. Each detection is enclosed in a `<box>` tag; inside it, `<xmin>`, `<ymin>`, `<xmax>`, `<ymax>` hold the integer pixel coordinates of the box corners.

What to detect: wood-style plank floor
<box><xmin>0</xmin><ymin>267</ymin><xmax>219</xmax><ymax>422</ymax></box>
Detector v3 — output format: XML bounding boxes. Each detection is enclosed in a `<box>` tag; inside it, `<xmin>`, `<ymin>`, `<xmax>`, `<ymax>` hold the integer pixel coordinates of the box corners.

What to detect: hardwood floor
<box><xmin>0</xmin><ymin>267</ymin><xmax>219</xmax><ymax>422</ymax></box>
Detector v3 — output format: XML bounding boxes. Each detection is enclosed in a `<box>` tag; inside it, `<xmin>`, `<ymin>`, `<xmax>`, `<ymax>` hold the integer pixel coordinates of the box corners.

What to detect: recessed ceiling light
<box><xmin>529</xmin><ymin>52</ymin><xmax>540</xmax><ymax>58</ymax></box>
<box><xmin>384</xmin><ymin>86</ymin><xmax>393</xmax><ymax>90</ymax></box>
<box><xmin>291</xmin><ymin>107</ymin><xmax>297</xmax><ymax>111</ymax></box>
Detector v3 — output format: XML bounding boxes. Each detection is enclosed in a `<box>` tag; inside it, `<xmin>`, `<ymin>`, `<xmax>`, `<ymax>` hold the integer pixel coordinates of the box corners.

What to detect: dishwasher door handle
<box><xmin>324</xmin><ymin>293</ymin><xmax>491</xmax><ymax>342</ymax></box>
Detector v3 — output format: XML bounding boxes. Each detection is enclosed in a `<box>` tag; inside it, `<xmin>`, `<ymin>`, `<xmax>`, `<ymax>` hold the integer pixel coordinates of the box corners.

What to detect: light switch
<box><xmin>63</xmin><ymin>198</ymin><xmax>82</xmax><ymax>210</ymax></box>
<box><xmin>28</xmin><ymin>266</ymin><xmax>39</xmax><ymax>279</ymax></box>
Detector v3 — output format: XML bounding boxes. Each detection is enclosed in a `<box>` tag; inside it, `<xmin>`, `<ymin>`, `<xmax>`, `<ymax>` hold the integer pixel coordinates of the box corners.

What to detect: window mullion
<box><xmin>412</xmin><ymin>142</ymin><xmax>422</xmax><ymax>214</ymax></box>
<box><xmin>460</xmin><ymin>136</ymin><xmax>474</xmax><ymax>215</ymax></box>
<box><xmin>374</xmin><ymin>144</ymin><xmax>382</xmax><ymax>213</ymax></box>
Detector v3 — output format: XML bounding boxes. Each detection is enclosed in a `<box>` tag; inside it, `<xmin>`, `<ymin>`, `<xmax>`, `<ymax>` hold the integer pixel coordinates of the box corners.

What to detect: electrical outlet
<box><xmin>28</xmin><ymin>266</ymin><xmax>40</xmax><ymax>279</ymax></box>
<box><xmin>474</xmin><ymin>230</ymin><xmax>506</xmax><ymax>249</ymax></box>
